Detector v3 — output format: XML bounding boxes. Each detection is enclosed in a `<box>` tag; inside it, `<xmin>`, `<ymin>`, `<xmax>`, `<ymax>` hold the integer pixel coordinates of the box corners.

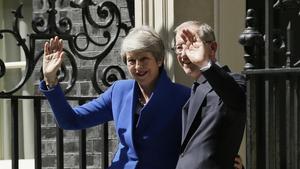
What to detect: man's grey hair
<box><xmin>174</xmin><ymin>21</ymin><xmax>215</xmax><ymax>42</ymax></box>
<box><xmin>121</xmin><ymin>26</ymin><xmax>165</xmax><ymax>64</ymax></box>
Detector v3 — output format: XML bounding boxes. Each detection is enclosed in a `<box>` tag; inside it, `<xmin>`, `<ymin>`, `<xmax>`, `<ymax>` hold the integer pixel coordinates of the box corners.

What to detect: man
<box><xmin>174</xmin><ymin>21</ymin><xmax>246</xmax><ymax>169</ymax></box>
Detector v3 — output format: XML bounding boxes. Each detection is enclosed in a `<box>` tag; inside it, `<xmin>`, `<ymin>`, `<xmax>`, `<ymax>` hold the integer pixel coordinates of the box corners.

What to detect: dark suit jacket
<box><xmin>40</xmin><ymin>70</ymin><xmax>190</xmax><ymax>169</ymax></box>
<box><xmin>176</xmin><ymin>63</ymin><xmax>246</xmax><ymax>169</ymax></box>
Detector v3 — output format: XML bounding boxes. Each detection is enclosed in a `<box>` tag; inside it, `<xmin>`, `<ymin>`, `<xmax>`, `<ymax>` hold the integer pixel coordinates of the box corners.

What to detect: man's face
<box><xmin>175</xmin><ymin>29</ymin><xmax>201</xmax><ymax>79</ymax></box>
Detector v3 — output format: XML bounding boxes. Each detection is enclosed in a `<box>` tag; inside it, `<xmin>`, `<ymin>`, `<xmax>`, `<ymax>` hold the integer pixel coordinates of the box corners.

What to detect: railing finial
<box><xmin>239</xmin><ymin>9</ymin><xmax>264</xmax><ymax>70</ymax></box>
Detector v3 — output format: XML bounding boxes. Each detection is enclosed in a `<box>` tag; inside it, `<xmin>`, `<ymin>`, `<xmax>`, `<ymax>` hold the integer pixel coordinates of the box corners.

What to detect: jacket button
<box><xmin>180</xmin><ymin>153</ymin><xmax>184</xmax><ymax>157</ymax></box>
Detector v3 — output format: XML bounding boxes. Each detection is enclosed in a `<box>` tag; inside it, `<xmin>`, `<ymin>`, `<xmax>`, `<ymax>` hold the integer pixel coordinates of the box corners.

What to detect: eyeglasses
<box><xmin>171</xmin><ymin>44</ymin><xmax>186</xmax><ymax>56</ymax></box>
<box><xmin>172</xmin><ymin>41</ymin><xmax>212</xmax><ymax>56</ymax></box>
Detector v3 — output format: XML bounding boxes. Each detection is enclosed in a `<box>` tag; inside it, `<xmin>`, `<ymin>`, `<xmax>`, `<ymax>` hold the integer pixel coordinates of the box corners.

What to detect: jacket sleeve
<box><xmin>202</xmin><ymin>62</ymin><xmax>246</xmax><ymax>112</ymax></box>
<box><xmin>39</xmin><ymin>80</ymin><xmax>114</xmax><ymax>130</ymax></box>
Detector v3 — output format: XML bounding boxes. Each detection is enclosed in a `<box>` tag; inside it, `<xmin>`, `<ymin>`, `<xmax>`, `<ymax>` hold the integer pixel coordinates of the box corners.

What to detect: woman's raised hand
<box><xmin>43</xmin><ymin>36</ymin><xmax>64</xmax><ymax>87</ymax></box>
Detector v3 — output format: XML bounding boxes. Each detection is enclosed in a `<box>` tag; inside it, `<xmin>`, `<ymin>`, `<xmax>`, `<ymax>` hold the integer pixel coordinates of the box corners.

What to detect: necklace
<box><xmin>138</xmin><ymin>95</ymin><xmax>147</xmax><ymax>106</ymax></box>
<box><xmin>138</xmin><ymin>96</ymin><xmax>146</xmax><ymax>106</ymax></box>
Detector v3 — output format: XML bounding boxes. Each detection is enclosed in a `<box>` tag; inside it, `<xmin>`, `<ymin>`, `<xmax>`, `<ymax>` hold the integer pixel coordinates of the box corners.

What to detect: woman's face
<box><xmin>126</xmin><ymin>51</ymin><xmax>162</xmax><ymax>89</ymax></box>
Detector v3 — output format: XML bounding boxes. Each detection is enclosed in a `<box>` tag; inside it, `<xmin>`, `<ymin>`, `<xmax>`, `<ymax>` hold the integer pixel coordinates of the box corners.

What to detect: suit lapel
<box><xmin>182</xmin><ymin>79</ymin><xmax>212</xmax><ymax>142</ymax></box>
<box><xmin>181</xmin><ymin>99</ymin><xmax>190</xmax><ymax>140</ymax></box>
<box><xmin>181</xmin><ymin>64</ymin><xmax>230</xmax><ymax>149</ymax></box>
<box><xmin>128</xmin><ymin>82</ymin><xmax>139</xmax><ymax>152</ymax></box>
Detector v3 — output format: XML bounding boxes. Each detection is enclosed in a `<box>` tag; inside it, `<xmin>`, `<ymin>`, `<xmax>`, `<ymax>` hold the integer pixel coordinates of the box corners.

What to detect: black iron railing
<box><xmin>0</xmin><ymin>0</ymin><xmax>134</xmax><ymax>169</ymax></box>
<box><xmin>0</xmin><ymin>95</ymin><xmax>100</xmax><ymax>169</ymax></box>
<box><xmin>239</xmin><ymin>0</ymin><xmax>300</xmax><ymax>168</ymax></box>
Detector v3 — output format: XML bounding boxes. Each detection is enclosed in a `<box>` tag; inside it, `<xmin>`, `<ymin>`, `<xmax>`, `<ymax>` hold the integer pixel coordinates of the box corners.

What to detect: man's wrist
<box><xmin>199</xmin><ymin>60</ymin><xmax>212</xmax><ymax>72</ymax></box>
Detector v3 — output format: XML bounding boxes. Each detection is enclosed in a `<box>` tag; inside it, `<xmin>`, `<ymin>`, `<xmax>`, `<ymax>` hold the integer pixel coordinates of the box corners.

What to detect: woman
<box><xmin>40</xmin><ymin>26</ymin><xmax>190</xmax><ymax>169</ymax></box>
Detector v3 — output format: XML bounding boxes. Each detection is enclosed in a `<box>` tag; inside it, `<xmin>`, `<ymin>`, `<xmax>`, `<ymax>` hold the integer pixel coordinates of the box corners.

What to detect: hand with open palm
<box><xmin>43</xmin><ymin>36</ymin><xmax>64</xmax><ymax>87</ymax></box>
<box><xmin>180</xmin><ymin>28</ymin><xmax>210</xmax><ymax>68</ymax></box>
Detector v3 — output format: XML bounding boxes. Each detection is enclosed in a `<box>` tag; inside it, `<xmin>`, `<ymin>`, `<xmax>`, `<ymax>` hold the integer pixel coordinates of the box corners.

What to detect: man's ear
<box><xmin>209</xmin><ymin>42</ymin><xmax>217</xmax><ymax>61</ymax></box>
<box><xmin>210</xmin><ymin>42</ymin><xmax>217</xmax><ymax>52</ymax></box>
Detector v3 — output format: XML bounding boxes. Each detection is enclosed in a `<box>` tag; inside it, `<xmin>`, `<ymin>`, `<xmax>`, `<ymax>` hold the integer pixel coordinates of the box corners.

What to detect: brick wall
<box><xmin>32</xmin><ymin>0</ymin><xmax>132</xmax><ymax>168</ymax></box>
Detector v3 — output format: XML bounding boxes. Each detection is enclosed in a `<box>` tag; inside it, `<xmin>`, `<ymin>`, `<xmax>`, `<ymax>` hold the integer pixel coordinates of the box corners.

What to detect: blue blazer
<box><xmin>40</xmin><ymin>70</ymin><xmax>190</xmax><ymax>169</ymax></box>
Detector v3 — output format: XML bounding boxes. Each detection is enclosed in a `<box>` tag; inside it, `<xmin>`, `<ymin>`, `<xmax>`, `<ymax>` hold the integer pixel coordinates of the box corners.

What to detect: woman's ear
<box><xmin>158</xmin><ymin>59</ymin><xmax>163</xmax><ymax>67</ymax></box>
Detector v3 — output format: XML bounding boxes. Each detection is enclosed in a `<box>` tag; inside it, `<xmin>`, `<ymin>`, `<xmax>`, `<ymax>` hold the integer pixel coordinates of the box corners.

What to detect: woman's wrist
<box><xmin>45</xmin><ymin>77</ymin><xmax>58</xmax><ymax>89</ymax></box>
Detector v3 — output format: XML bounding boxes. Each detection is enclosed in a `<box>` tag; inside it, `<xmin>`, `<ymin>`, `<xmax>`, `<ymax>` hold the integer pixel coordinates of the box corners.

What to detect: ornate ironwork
<box><xmin>0</xmin><ymin>4</ymin><xmax>32</xmax><ymax>94</ymax></box>
<box><xmin>0</xmin><ymin>0</ymin><xmax>133</xmax><ymax>95</ymax></box>
<box><xmin>0</xmin><ymin>57</ymin><xmax>5</xmax><ymax>78</ymax></box>
<box><xmin>239</xmin><ymin>9</ymin><xmax>264</xmax><ymax>69</ymax></box>
<box><xmin>240</xmin><ymin>1</ymin><xmax>300</xmax><ymax>169</ymax></box>
<box><xmin>274</xmin><ymin>0</ymin><xmax>300</xmax><ymax>67</ymax></box>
